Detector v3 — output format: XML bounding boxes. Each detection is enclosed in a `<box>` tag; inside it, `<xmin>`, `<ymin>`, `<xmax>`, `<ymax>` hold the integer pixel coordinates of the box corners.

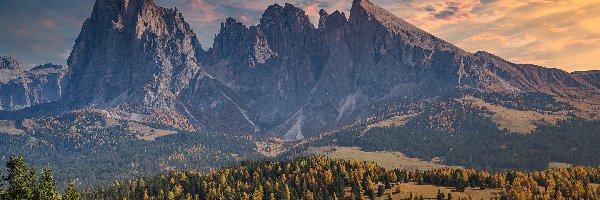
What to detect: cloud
<box><xmin>185</xmin><ymin>0</ymin><xmax>224</xmax><ymax>24</ymax></box>
<box><xmin>303</xmin><ymin>2</ymin><xmax>321</xmax><ymax>20</ymax></box>
<box><xmin>39</xmin><ymin>19</ymin><xmax>57</xmax><ymax>29</ymax></box>
<box><xmin>569</xmin><ymin>37</ymin><xmax>600</xmax><ymax>45</ymax></box>
<box><xmin>464</xmin><ymin>33</ymin><xmax>537</xmax><ymax>48</ymax></box>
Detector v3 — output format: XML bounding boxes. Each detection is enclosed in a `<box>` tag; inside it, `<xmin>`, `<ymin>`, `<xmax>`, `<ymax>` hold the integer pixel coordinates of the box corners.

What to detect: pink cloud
<box><xmin>239</xmin><ymin>15</ymin><xmax>251</xmax><ymax>24</ymax></box>
<box><xmin>39</xmin><ymin>19</ymin><xmax>57</xmax><ymax>29</ymax></box>
<box><xmin>186</xmin><ymin>0</ymin><xmax>224</xmax><ymax>24</ymax></box>
<box><xmin>304</xmin><ymin>3</ymin><xmax>321</xmax><ymax>19</ymax></box>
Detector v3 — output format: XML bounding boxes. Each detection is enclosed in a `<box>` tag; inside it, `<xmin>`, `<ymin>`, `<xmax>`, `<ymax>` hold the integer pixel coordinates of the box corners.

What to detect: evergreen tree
<box><xmin>35</xmin><ymin>166</ymin><xmax>59</xmax><ymax>200</ymax></box>
<box><xmin>63</xmin><ymin>181</ymin><xmax>82</xmax><ymax>200</ymax></box>
<box><xmin>284</xmin><ymin>184</ymin><xmax>291</xmax><ymax>200</ymax></box>
<box><xmin>437</xmin><ymin>189</ymin><xmax>445</xmax><ymax>200</ymax></box>
<box><xmin>378</xmin><ymin>185</ymin><xmax>385</xmax><ymax>197</ymax></box>
<box><xmin>366</xmin><ymin>187</ymin><xmax>375</xmax><ymax>200</ymax></box>
<box><xmin>0</xmin><ymin>171</ymin><xmax>4</xmax><ymax>198</ymax></box>
<box><xmin>4</xmin><ymin>155</ymin><xmax>36</xmax><ymax>200</ymax></box>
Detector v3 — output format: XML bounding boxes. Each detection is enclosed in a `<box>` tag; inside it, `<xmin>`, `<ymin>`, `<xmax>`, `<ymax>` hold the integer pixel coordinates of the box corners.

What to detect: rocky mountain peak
<box><xmin>0</xmin><ymin>57</ymin><xmax>67</xmax><ymax>111</ymax></box>
<box><xmin>319</xmin><ymin>10</ymin><xmax>347</xmax><ymax>31</ymax></box>
<box><xmin>258</xmin><ymin>3</ymin><xmax>315</xmax><ymax>53</ymax></box>
<box><xmin>30</xmin><ymin>63</ymin><xmax>66</xmax><ymax>71</ymax></box>
<box><xmin>349</xmin><ymin>0</ymin><xmax>458</xmax><ymax>51</ymax></box>
<box><xmin>66</xmin><ymin>0</ymin><xmax>203</xmax><ymax>108</ymax></box>
<box><xmin>263</xmin><ymin>3</ymin><xmax>314</xmax><ymax>28</ymax></box>
<box><xmin>0</xmin><ymin>56</ymin><xmax>23</xmax><ymax>70</ymax></box>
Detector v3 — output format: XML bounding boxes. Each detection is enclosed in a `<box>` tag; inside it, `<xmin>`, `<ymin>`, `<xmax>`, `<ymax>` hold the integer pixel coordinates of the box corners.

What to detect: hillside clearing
<box><xmin>376</xmin><ymin>182</ymin><xmax>503</xmax><ymax>200</ymax></box>
<box><xmin>312</xmin><ymin>146</ymin><xmax>452</xmax><ymax>170</ymax></box>
<box><xmin>127</xmin><ymin>122</ymin><xmax>176</xmax><ymax>141</ymax></box>
<box><xmin>0</xmin><ymin>120</ymin><xmax>25</xmax><ymax>135</ymax></box>
<box><xmin>458</xmin><ymin>96</ymin><xmax>568</xmax><ymax>134</ymax></box>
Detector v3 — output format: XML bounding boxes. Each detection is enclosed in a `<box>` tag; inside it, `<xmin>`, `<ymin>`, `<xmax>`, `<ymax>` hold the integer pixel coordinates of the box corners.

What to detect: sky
<box><xmin>0</xmin><ymin>0</ymin><xmax>599</xmax><ymax>72</ymax></box>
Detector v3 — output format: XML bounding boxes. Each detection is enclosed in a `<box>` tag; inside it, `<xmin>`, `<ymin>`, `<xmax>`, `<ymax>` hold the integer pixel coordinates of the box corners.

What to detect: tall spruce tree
<box><xmin>35</xmin><ymin>166</ymin><xmax>59</xmax><ymax>200</ymax></box>
<box><xmin>4</xmin><ymin>155</ymin><xmax>36</xmax><ymax>200</ymax></box>
<box><xmin>63</xmin><ymin>181</ymin><xmax>82</xmax><ymax>200</ymax></box>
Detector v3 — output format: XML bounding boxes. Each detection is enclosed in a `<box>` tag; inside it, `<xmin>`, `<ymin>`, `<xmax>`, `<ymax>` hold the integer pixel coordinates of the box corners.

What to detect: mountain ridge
<box><xmin>0</xmin><ymin>56</ymin><xmax>67</xmax><ymax>111</ymax></box>
<box><xmin>1</xmin><ymin>0</ymin><xmax>599</xmax><ymax>139</ymax></box>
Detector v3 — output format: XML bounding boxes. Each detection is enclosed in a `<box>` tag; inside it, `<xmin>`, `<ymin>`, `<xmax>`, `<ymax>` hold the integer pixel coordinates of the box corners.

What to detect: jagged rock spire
<box><xmin>66</xmin><ymin>0</ymin><xmax>203</xmax><ymax>108</ymax></box>
<box><xmin>0</xmin><ymin>56</ymin><xmax>23</xmax><ymax>70</ymax></box>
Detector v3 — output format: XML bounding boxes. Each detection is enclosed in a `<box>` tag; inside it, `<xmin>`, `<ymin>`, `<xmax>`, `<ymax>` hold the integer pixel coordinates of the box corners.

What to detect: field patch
<box><xmin>0</xmin><ymin>120</ymin><xmax>25</xmax><ymax>135</ymax></box>
<box><xmin>363</xmin><ymin>113</ymin><xmax>421</xmax><ymax>133</ymax></box>
<box><xmin>376</xmin><ymin>182</ymin><xmax>503</xmax><ymax>200</ymax></box>
<box><xmin>127</xmin><ymin>122</ymin><xmax>176</xmax><ymax>141</ymax></box>
<box><xmin>459</xmin><ymin>96</ymin><xmax>569</xmax><ymax>134</ymax></box>
<box><xmin>311</xmin><ymin>146</ymin><xmax>451</xmax><ymax>170</ymax></box>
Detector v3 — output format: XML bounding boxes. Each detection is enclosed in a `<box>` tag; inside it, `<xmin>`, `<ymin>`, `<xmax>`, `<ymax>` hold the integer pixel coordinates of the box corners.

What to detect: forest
<box><xmin>286</xmin><ymin>96</ymin><xmax>600</xmax><ymax>171</ymax></box>
<box><xmin>3</xmin><ymin>155</ymin><xmax>600</xmax><ymax>199</ymax></box>
<box><xmin>79</xmin><ymin>157</ymin><xmax>600</xmax><ymax>200</ymax></box>
<box><xmin>0</xmin><ymin>155</ymin><xmax>82</xmax><ymax>200</ymax></box>
<box><xmin>0</xmin><ymin>119</ymin><xmax>261</xmax><ymax>188</ymax></box>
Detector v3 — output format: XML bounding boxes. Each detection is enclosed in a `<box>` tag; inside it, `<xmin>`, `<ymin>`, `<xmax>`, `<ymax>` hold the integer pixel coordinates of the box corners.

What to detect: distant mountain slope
<box><xmin>0</xmin><ymin>56</ymin><xmax>67</xmax><ymax>111</ymax></box>
<box><xmin>573</xmin><ymin>70</ymin><xmax>600</xmax><ymax>88</ymax></box>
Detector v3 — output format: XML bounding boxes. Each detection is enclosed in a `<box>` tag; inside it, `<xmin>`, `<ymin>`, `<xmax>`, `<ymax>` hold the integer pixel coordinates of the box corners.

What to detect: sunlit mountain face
<box><xmin>1</xmin><ymin>0</ymin><xmax>599</xmax><ymax>71</ymax></box>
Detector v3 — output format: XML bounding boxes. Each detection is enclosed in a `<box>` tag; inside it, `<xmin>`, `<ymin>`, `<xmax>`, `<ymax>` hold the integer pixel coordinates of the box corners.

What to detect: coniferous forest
<box><xmin>4</xmin><ymin>156</ymin><xmax>599</xmax><ymax>200</ymax></box>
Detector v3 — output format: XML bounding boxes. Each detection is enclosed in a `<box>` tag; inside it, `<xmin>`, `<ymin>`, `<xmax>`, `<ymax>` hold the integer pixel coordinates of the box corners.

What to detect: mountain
<box><xmin>0</xmin><ymin>56</ymin><xmax>67</xmax><ymax>111</ymax></box>
<box><xmin>573</xmin><ymin>70</ymin><xmax>600</xmax><ymax>89</ymax></box>
<box><xmin>202</xmin><ymin>0</ymin><xmax>600</xmax><ymax>139</ymax></box>
<box><xmin>2</xmin><ymin>0</ymin><xmax>600</xmax><ymax>138</ymax></box>
<box><xmin>48</xmin><ymin>0</ymin><xmax>257</xmax><ymax>132</ymax></box>
<box><xmin>1</xmin><ymin>0</ymin><xmax>600</xmax><ymax>187</ymax></box>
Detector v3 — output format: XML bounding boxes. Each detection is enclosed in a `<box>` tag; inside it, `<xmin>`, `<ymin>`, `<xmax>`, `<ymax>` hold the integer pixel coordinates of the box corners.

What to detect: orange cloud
<box><xmin>464</xmin><ymin>33</ymin><xmax>536</xmax><ymax>48</ymax></box>
<box><xmin>569</xmin><ymin>37</ymin><xmax>600</xmax><ymax>45</ymax></box>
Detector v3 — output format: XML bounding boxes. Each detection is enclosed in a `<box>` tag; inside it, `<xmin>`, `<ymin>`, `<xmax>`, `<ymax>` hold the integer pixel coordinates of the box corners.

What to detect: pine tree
<box><xmin>167</xmin><ymin>190</ymin><xmax>175</xmax><ymax>200</ymax></box>
<box><xmin>143</xmin><ymin>189</ymin><xmax>150</xmax><ymax>200</ymax></box>
<box><xmin>378</xmin><ymin>185</ymin><xmax>385</xmax><ymax>197</ymax></box>
<box><xmin>4</xmin><ymin>155</ymin><xmax>36</xmax><ymax>200</ymax></box>
<box><xmin>252</xmin><ymin>185</ymin><xmax>263</xmax><ymax>200</ymax></box>
<box><xmin>0</xmin><ymin>171</ymin><xmax>4</xmax><ymax>198</ymax></box>
<box><xmin>63</xmin><ymin>181</ymin><xmax>82</xmax><ymax>200</ymax></box>
<box><xmin>366</xmin><ymin>187</ymin><xmax>375</xmax><ymax>200</ymax></box>
<box><xmin>437</xmin><ymin>189</ymin><xmax>445</xmax><ymax>200</ymax></box>
<box><xmin>35</xmin><ymin>166</ymin><xmax>59</xmax><ymax>200</ymax></box>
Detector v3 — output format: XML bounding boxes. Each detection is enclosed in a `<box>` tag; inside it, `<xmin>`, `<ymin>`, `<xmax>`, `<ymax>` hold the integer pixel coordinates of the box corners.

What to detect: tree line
<box><xmin>0</xmin><ymin>155</ymin><xmax>82</xmax><ymax>200</ymax></box>
<box><xmin>83</xmin><ymin>157</ymin><xmax>600</xmax><ymax>200</ymax></box>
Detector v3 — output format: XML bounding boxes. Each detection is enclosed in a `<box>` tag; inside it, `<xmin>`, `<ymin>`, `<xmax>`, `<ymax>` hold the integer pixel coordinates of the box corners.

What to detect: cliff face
<box><xmin>200</xmin><ymin>0</ymin><xmax>599</xmax><ymax>139</ymax></box>
<box><xmin>2</xmin><ymin>0</ymin><xmax>599</xmax><ymax>138</ymax></box>
<box><xmin>0</xmin><ymin>57</ymin><xmax>67</xmax><ymax>111</ymax></box>
<box><xmin>66</xmin><ymin>0</ymin><xmax>203</xmax><ymax>108</ymax></box>
<box><xmin>60</xmin><ymin>0</ymin><xmax>261</xmax><ymax>132</ymax></box>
